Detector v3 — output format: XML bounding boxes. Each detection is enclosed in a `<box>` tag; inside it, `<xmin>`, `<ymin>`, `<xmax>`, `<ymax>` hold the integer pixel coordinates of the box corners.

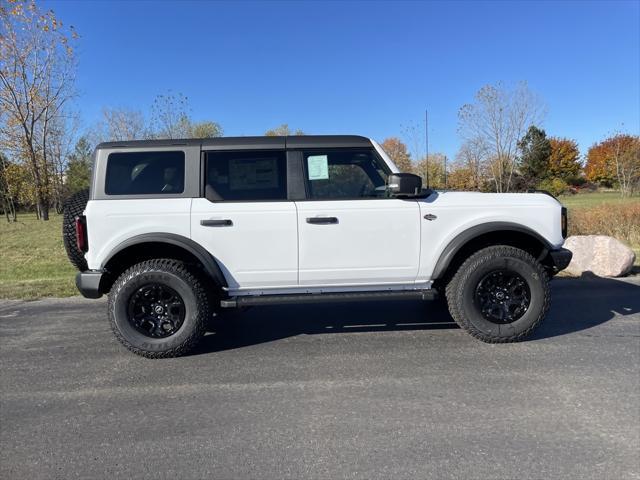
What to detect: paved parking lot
<box><xmin>1</xmin><ymin>276</ymin><xmax>639</xmax><ymax>479</ymax></box>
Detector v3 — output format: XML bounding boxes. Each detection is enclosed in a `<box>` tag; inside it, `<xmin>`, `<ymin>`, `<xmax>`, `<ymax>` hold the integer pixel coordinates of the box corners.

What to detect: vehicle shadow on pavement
<box><xmin>194</xmin><ymin>276</ymin><xmax>640</xmax><ymax>354</ymax></box>
<box><xmin>195</xmin><ymin>297</ymin><xmax>456</xmax><ymax>354</ymax></box>
<box><xmin>531</xmin><ymin>276</ymin><xmax>640</xmax><ymax>341</ymax></box>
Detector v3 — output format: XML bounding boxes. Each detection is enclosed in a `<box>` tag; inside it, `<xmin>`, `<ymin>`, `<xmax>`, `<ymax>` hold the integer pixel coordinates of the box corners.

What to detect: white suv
<box><xmin>63</xmin><ymin>135</ymin><xmax>571</xmax><ymax>358</ymax></box>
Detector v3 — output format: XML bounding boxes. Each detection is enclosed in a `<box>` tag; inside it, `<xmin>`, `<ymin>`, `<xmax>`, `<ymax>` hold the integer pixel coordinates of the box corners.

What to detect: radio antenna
<box><xmin>425</xmin><ymin>109</ymin><xmax>429</xmax><ymax>189</ymax></box>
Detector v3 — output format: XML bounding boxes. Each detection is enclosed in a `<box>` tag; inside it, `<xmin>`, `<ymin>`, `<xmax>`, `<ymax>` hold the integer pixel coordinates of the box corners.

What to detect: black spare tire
<box><xmin>62</xmin><ymin>188</ymin><xmax>89</xmax><ymax>271</ymax></box>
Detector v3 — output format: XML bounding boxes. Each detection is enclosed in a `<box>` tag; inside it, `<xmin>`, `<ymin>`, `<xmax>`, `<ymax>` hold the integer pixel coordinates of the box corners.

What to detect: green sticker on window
<box><xmin>307</xmin><ymin>155</ymin><xmax>329</xmax><ymax>180</ymax></box>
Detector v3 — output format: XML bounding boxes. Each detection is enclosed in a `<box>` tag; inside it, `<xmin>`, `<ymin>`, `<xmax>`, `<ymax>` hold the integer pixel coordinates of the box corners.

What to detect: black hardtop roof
<box><xmin>95</xmin><ymin>135</ymin><xmax>372</xmax><ymax>151</ymax></box>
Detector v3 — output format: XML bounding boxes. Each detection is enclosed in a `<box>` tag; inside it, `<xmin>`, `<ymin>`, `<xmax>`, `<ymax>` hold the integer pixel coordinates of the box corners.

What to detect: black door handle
<box><xmin>200</xmin><ymin>219</ymin><xmax>233</xmax><ymax>227</ymax></box>
<box><xmin>306</xmin><ymin>217</ymin><xmax>338</xmax><ymax>225</ymax></box>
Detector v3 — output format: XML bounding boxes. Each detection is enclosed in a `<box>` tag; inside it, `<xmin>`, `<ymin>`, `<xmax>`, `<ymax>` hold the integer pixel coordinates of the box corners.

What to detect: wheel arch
<box><xmin>431</xmin><ymin>222</ymin><xmax>553</xmax><ymax>283</ymax></box>
<box><xmin>100</xmin><ymin>233</ymin><xmax>228</xmax><ymax>293</ymax></box>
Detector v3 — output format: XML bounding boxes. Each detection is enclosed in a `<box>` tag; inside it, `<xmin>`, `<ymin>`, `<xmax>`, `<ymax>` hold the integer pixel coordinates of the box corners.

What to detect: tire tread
<box><xmin>108</xmin><ymin>258</ymin><xmax>209</xmax><ymax>358</ymax></box>
<box><xmin>62</xmin><ymin>189</ymin><xmax>90</xmax><ymax>271</ymax></box>
<box><xmin>445</xmin><ymin>245</ymin><xmax>549</xmax><ymax>343</ymax></box>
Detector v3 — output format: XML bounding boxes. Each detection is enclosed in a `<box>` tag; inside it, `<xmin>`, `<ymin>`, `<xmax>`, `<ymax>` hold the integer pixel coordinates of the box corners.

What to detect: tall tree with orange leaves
<box><xmin>380</xmin><ymin>137</ymin><xmax>413</xmax><ymax>173</ymax></box>
<box><xmin>548</xmin><ymin>137</ymin><xmax>582</xmax><ymax>183</ymax></box>
<box><xmin>586</xmin><ymin>134</ymin><xmax>640</xmax><ymax>195</ymax></box>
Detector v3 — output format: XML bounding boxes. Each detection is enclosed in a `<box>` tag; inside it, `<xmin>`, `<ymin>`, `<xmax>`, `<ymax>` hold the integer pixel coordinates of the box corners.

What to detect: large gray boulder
<box><xmin>564</xmin><ymin>235</ymin><xmax>636</xmax><ymax>277</ymax></box>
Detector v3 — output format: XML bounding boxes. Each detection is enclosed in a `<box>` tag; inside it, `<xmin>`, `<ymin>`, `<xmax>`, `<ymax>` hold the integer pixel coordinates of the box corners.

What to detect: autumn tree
<box><xmin>548</xmin><ymin>137</ymin><xmax>581</xmax><ymax>183</ymax></box>
<box><xmin>48</xmin><ymin>114</ymin><xmax>78</xmax><ymax>212</ymax></box>
<box><xmin>93</xmin><ymin>107</ymin><xmax>149</xmax><ymax>143</ymax></box>
<box><xmin>458</xmin><ymin>82</ymin><xmax>544</xmax><ymax>192</ymax></box>
<box><xmin>518</xmin><ymin>125</ymin><xmax>551</xmax><ymax>187</ymax></box>
<box><xmin>454</xmin><ymin>138</ymin><xmax>488</xmax><ymax>190</ymax></box>
<box><xmin>149</xmin><ymin>91</ymin><xmax>191</xmax><ymax>139</ymax></box>
<box><xmin>447</xmin><ymin>165</ymin><xmax>477</xmax><ymax>191</ymax></box>
<box><xmin>264</xmin><ymin>124</ymin><xmax>305</xmax><ymax>136</ymax></box>
<box><xmin>0</xmin><ymin>0</ymin><xmax>78</xmax><ymax>220</ymax></box>
<box><xmin>92</xmin><ymin>93</ymin><xmax>222</xmax><ymax>143</ymax></box>
<box><xmin>413</xmin><ymin>154</ymin><xmax>446</xmax><ymax>189</ymax></box>
<box><xmin>586</xmin><ymin>134</ymin><xmax>640</xmax><ymax>196</ymax></box>
<box><xmin>380</xmin><ymin>137</ymin><xmax>412</xmax><ymax>172</ymax></box>
<box><xmin>65</xmin><ymin>136</ymin><xmax>92</xmax><ymax>194</ymax></box>
<box><xmin>0</xmin><ymin>152</ymin><xmax>17</xmax><ymax>222</ymax></box>
<box><xmin>2</xmin><ymin>161</ymin><xmax>34</xmax><ymax>212</ymax></box>
<box><xmin>190</xmin><ymin>121</ymin><xmax>222</xmax><ymax>139</ymax></box>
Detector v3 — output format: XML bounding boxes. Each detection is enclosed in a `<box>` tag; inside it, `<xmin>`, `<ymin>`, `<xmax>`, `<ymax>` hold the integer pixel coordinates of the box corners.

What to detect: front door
<box><xmin>295</xmin><ymin>148</ymin><xmax>421</xmax><ymax>286</ymax></box>
<box><xmin>191</xmin><ymin>148</ymin><xmax>298</xmax><ymax>291</ymax></box>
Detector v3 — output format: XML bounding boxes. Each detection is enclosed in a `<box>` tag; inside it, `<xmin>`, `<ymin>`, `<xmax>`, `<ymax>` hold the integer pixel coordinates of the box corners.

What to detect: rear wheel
<box><xmin>108</xmin><ymin>259</ymin><xmax>209</xmax><ymax>358</ymax></box>
<box><xmin>445</xmin><ymin>245</ymin><xmax>549</xmax><ymax>343</ymax></box>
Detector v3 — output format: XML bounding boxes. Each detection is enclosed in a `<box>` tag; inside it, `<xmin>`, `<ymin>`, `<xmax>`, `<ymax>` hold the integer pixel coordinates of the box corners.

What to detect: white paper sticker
<box><xmin>307</xmin><ymin>155</ymin><xmax>329</xmax><ymax>180</ymax></box>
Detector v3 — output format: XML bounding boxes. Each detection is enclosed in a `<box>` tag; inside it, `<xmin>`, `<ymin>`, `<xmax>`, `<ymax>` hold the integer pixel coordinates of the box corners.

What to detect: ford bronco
<box><xmin>63</xmin><ymin>135</ymin><xmax>571</xmax><ymax>358</ymax></box>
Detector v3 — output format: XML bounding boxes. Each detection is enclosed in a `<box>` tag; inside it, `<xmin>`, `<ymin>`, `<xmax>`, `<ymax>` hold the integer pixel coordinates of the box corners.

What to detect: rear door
<box><xmin>295</xmin><ymin>147</ymin><xmax>421</xmax><ymax>286</ymax></box>
<box><xmin>191</xmin><ymin>147</ymin><xmax>298</xmax><ymax>291</ymax></box>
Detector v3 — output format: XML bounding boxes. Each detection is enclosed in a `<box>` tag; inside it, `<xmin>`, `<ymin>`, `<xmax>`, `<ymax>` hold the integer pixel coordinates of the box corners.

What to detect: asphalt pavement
<box><xmin>1</xmin><ymin>276</ymin><xmax>639</xmax><ymax>479</ymax></box>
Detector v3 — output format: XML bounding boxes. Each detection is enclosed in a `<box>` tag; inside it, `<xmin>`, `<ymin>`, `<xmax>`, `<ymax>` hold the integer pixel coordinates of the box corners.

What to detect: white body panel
<box><xmin>84</xmin><ymin>143</ymin><xmax>565</xmax><ymax>297</ymax></box>
<box><xmin>296</xmin><ymin>199</ymin><xmax>421</xmax><ymax>285</ymax></box>
<box><xmin>86</xmin><ymin>192</ymin><xmax>563</xmax><ymax>293</ymax></box>
<box><xmin>190</xmin><ymin>199</ymin><xmax>298</xmax><ymax>290</ymax></box>
<box><xmin>84</xmin><ymin>198</ymin><xmax>192</xmax><ymax>271</ymax></box>
<box><xmin>417</xmin><ymin>191</ymin><xmax>564</xmax><ymax>281</ymax></box>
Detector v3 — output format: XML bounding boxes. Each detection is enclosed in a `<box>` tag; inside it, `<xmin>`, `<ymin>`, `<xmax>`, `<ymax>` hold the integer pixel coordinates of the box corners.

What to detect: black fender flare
<box><xmin>431</xmin><ymin>222</ymin><xmax>553</xmax><ymax>280</ymax></box>
<box><xmin>102</xmin><ymin>233</ymin><xmax>228</xmax><ymax>288</ymax></box>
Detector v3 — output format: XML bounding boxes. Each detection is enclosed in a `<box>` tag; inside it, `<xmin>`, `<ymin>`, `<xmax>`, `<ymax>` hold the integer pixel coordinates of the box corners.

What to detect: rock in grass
<box><xmin>564</xmin><ymin>235</ymin><xmax>636</xmax><ymax>277</ymax></box>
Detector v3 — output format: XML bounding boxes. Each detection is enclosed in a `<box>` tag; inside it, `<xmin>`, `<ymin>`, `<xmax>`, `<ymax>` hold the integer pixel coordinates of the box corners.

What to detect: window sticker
<box><xmin>307</xmin><ymin>155</ymin><xmax>329</xmax><ymax>180</ymax></box>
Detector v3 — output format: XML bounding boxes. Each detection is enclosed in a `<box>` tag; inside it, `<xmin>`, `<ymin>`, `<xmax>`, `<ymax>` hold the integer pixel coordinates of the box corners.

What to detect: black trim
<box><xmin>548</xmin><ymin>248</ymin><xmax>572</xmax><ymax>272</ymax></box>
<box><xmin>102</xmin><ymin>233</ymin><xmax>228</xmax><ymax>288</ymax></box>
<box><xmin>286</xmin><ymin>135</ymin><xmax>371</xmax><ymax>149</ymax></box>
<box><xmin>431</xmin><ymin>222</ymin><xmax>554</xmax><ymax>280</ymax></box>
<box><xmin>199</xmin><ymin>150</ymin><xmax>206</xmax><ymax>198</ymax></box>
<box><xmin>286</xmin><ymin>150</ymin><xmax>306</xmax><ymax>200</ymax></box>
<box><xmin>96</xmin><ymin>135</ymin><xmax>370</xmax><ymax>151</ymax></box>
<box><xmin>76</xmin><ymin>271</ymin><xmax>103</xmax><ymax>299</ymax></box>
<box><xmin>221</xmin><ymin>289</ymin><xmax>436</xmax><ymax>308</ymax></box>
<box><xmin>200</xmin><ymin>219</ymin><xmax>233</xmax><ymax>227</ymax></box>
<box><xmin>306</xmin><ymin>216</ymin><xmax>338</xmax><ymax>224</ymax></box>
<box><xmin>203</xmin><ymin>136</ymin><xmax>285</xmax><ymax>151</ymax></box>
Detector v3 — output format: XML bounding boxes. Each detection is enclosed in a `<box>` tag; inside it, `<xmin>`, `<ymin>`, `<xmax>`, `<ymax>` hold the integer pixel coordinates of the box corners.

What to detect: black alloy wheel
<box><xmin>474</xmin><ymin>270</ymin><xmax>531</xmax><ymax>324</ymax></box>
<box><xmin>128</xmin><ymin>283</ymin><xmax>186</xmax><ymax>338</ymax></box>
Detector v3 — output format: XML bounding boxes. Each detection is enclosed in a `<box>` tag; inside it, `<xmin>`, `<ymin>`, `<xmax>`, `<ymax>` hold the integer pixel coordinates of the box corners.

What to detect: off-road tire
<box><xmin>62</xmin><ymin>189</ymin><xmax>90</xmax><ymax>271</ymax></box>
<box><xmin>445</xmin><ymin>245</ymin><xmax>550</xmax><ymax>343</ymax></box>
<box><xmin>108</xmin><ymin>259</ymin><xmax>209</xmax><ymax>358</ymax></box>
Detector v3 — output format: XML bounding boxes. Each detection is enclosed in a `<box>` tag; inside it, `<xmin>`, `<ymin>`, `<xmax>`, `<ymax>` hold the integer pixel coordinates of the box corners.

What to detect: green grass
<box><xmin>0</xmin><ymin>214</ymin><xmax>76</xmax><ymax>300</ymax></box>
<box><xmin>558</xmin><ymin>190</ymin><xmax>639</xmax><ymax>209</ymax></box>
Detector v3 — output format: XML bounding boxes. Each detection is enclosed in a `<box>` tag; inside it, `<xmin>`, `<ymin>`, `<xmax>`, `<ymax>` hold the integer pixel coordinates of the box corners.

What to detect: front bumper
<box><xmin>75</xmin><ymin>271</ymin><xmax>104</xmax><ymax>299</ymax></box>
<box><xmin>547</xmin><ymin>248</ymin><xmax>573</xmax><ymax>274</ymax></box>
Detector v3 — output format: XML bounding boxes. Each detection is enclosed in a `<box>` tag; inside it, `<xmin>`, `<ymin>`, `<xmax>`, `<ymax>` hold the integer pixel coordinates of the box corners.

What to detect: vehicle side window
<box><xmin>105</xmin><ymin>151</ymin><xmax>185</xmax><ymax>195</ymax></box>
<box><xmin>205</xmin><ymin>150</ymin><xmax>287</xmax><ymax>201</ymax></box>
<box><xmin>303</xmin><ymin>149</ymin><xmax>389</xmax><ymax>200</ymax></box>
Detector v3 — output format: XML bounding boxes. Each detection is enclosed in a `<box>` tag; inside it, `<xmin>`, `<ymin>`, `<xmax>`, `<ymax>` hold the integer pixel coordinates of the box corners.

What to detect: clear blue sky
<box><xmin>45</xmin><ymin>0</ymin><xmax>639</xmax><ymax>159</ymax></box>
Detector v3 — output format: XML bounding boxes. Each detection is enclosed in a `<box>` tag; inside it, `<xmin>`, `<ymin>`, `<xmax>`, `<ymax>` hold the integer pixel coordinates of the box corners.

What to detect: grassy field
<box><xmin>558</xmin><ymin>190</ymin><xmax>639</xmax><ymax>209</ymax></box>
<box><xmin>1</xmin><ymin>191</ymin><xmax>639</xmax><ymax>300</ymax></box>
<box><xmin>0</xmin><ymin>215</ymin><xmax>76</xmax><ymax>300</ymax></box>
<box><xmin>559</xmin><ymin>191</ymin><xmax>640</xmax><ymax>265</ymax></box>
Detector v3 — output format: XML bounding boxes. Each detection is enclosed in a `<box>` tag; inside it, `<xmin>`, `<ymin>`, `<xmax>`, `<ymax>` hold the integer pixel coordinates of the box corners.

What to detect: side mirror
<box><xmin>387</xmin><ymin>173</ymin><xmax>422</xmax><ymax>197</ymax></box>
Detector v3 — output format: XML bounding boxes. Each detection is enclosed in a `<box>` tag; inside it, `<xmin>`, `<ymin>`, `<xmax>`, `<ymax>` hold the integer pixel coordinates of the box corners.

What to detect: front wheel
<box><xmin>108</xmin><ymin>259</ymin><xmax>209</xmax><ymax>358</ymax></box>
<box><xmin>445</xmin><ymin>246</ymin><xmax>549</xmax><ymax>343</ymax></box>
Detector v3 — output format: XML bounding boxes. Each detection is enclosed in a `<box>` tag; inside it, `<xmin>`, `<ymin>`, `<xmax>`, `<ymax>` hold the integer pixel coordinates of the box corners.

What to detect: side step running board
<box><xmin>220</xmin><ymin>289</ymin><xmax>436</xmax><ymax>308</ymax></box>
